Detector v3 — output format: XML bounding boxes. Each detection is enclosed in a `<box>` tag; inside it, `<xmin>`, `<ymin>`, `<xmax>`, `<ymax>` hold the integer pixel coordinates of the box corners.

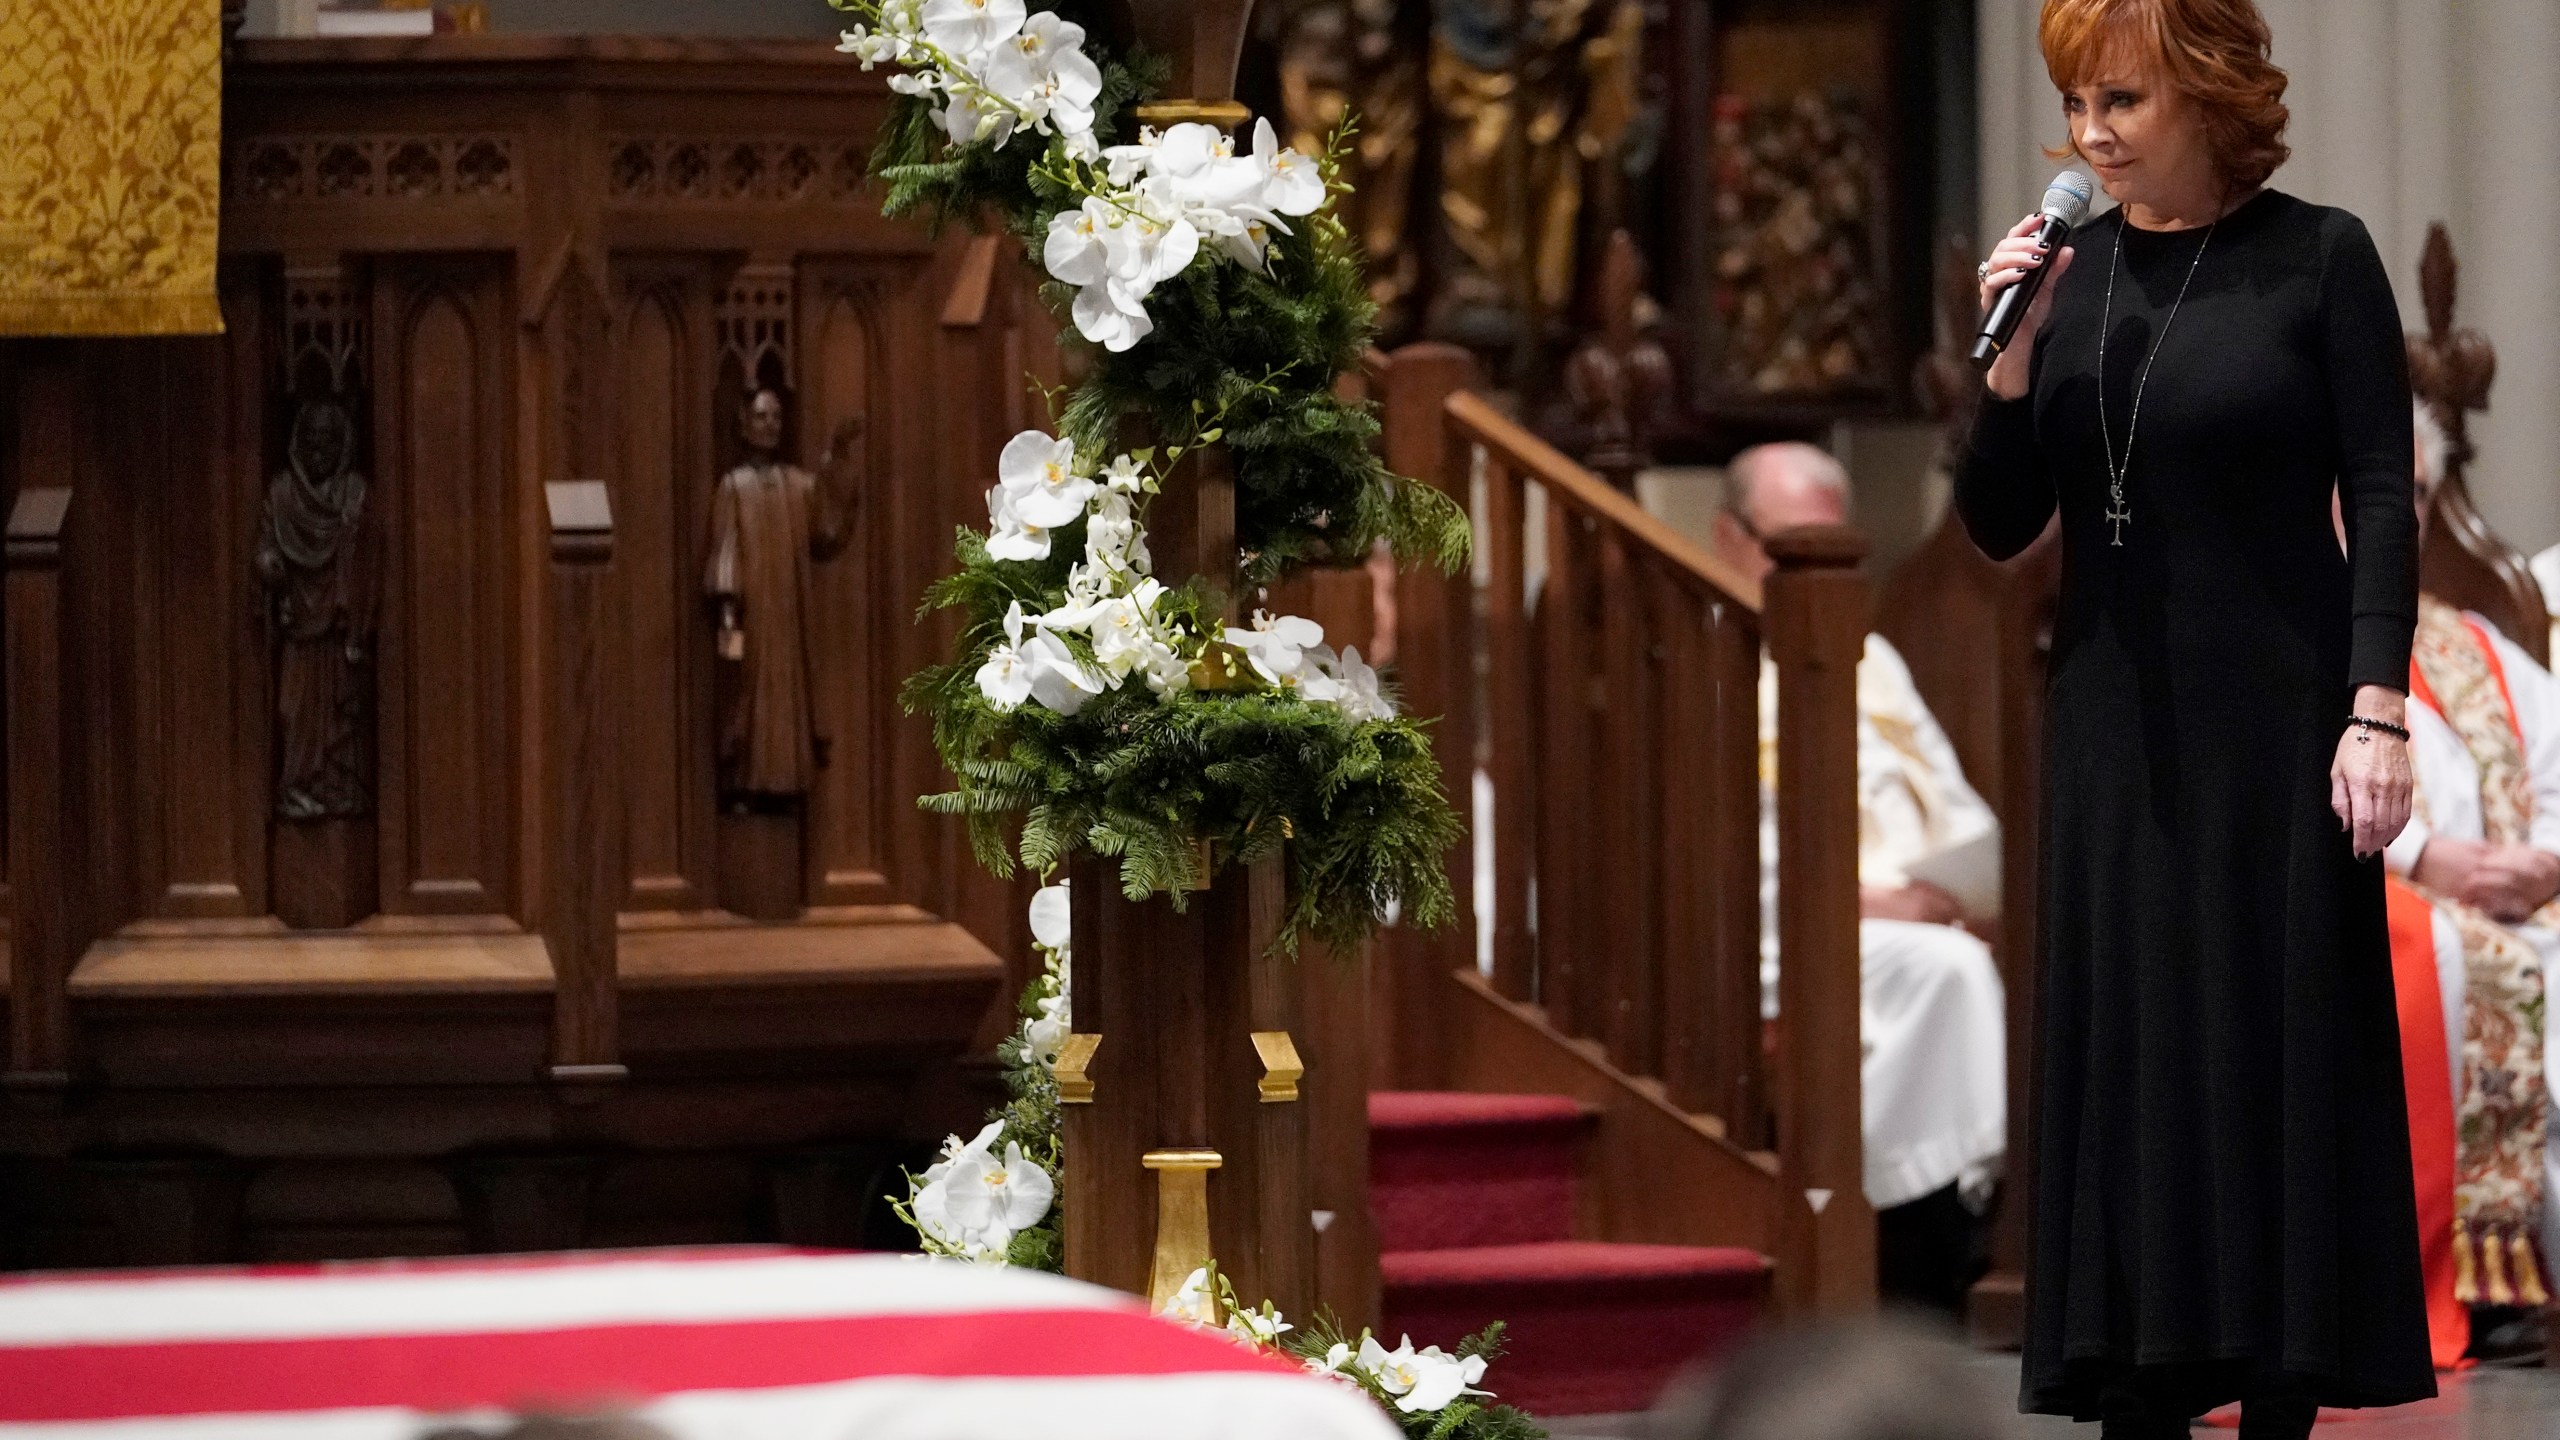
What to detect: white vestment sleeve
<box><xmin>1860</xmin><ymin>635</ymin><xmax>1999</xmax><ymax>849</ymax></box>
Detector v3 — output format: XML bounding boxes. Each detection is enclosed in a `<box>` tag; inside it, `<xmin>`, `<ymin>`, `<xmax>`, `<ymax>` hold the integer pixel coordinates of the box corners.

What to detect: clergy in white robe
<box><xmin>1719</xmin><ymin>443</ymin><xmax>2008</xmax><ymax>1219</ymax></box>
<box><xmin>2385</xmin><ymin>403</ymin><xmax>2560</xmax><ymax>1325</ymax></box>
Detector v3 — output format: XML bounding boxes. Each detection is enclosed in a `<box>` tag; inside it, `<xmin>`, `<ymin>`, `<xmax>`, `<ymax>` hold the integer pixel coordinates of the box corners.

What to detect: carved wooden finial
<box><xmin>2419</xmin><ymin>222</ymin><xmax>2456</xmax><ymax>341</ymax></box>
<box><xmin>1563</xmin><ymin>229</ymin><xmax>1673</xmax><ymax>491</ymax></box>
<box><xmin>2405</xmin><ymin>221</ymin><xmax>2497</xmax><ymax>473</ymax></box>
<box><xmin>2402</xmin><ymin>221</ymin><xmax>2547</xmax><ymax>663</ymax></box>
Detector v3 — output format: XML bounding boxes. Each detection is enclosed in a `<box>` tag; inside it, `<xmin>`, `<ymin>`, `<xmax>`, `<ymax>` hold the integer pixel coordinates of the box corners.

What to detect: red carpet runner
<box><xmin>1371</xmin><ymin>1091</ymin><xmax>1771</xmax><ymax>1416</ymax></box>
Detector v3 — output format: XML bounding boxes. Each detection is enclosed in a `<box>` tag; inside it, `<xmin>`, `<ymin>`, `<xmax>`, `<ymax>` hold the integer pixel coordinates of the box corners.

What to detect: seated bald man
<box><xmin>1717</xmin><ymin>441</ymin><xmax>2008</xmax><ymax>1316</ymax></box>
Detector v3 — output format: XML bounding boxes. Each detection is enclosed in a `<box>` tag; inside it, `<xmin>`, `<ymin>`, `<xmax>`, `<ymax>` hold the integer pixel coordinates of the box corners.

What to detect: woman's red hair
<box><xmin>2040</xmin><ymin>0</ymin><xmax>2290</xmax><ymax>193</ymax></box>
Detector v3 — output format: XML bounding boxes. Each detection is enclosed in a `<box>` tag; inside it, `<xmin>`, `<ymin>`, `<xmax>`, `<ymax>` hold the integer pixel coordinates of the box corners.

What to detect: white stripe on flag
<box><xmin>0</xmin><ymin>1254</ymin><xmax>1129</xmax><ymax>1348</ymax></box>
<box><xmin>0</xmin><ymin>1375</ymin><xmax>1402</xmax><ymax>1440</ymax></box>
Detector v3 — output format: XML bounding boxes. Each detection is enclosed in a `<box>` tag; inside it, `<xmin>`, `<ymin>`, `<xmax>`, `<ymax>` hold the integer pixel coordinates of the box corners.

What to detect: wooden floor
<box><xmin>1545</xmin><ymin>1357</ymin><xmax>2560</xmax><ymax>1438</ymax></box>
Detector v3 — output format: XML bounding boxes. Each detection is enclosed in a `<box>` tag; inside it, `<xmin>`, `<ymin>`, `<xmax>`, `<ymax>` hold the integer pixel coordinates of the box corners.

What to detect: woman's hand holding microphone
<box><xmin>1977</xmin><ymin>212</ymin><xmax>2076</xmax><ymax>400</ymax></box>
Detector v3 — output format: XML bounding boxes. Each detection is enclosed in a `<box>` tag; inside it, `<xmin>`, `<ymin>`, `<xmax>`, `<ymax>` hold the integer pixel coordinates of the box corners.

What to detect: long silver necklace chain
<box><xmin>2097</xmin><ymin>215</ymin><xmax>2216</xmax><ymax>546</ymax></box>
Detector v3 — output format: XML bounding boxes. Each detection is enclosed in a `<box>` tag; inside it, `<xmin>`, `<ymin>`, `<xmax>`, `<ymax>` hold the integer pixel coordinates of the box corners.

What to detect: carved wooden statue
<box><xmin>257</xmin><ymin>396</ymin><xmax>377</xmax><ymax>821</ymax></box>
<box><xmin>703</xmin><ymin>388</ymin><xmax>862</xmax><ymax>802</ymax></box>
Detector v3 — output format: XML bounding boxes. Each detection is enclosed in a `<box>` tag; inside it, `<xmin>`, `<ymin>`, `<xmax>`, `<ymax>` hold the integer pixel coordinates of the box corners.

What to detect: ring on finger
<box><xmin>1978</xmin><ymin>260</ymin><xmax>1992</xmax><ymax>283</ymax></box>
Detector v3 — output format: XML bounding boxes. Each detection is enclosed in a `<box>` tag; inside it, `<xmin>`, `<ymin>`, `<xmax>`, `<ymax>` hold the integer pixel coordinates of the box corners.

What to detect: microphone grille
<box><xmin>2041</xmin><ymin>170</ymin><xmax>2095</xmax><ymax>226</ymax></box>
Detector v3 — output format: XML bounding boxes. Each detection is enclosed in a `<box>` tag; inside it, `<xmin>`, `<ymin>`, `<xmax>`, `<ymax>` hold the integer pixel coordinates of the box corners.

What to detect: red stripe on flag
<box><xmin>0</xmin><ymin>1310</ymin><xmax>1298</xmax><ymax>1423</ymax></box>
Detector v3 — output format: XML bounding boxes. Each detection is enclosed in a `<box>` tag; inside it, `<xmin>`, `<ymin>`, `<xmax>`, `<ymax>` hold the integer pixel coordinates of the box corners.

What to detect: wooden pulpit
<box><xmin>0</xmin><ymin>39</ymin><xmax>1061</xmax><ymax>1266</ymax></box>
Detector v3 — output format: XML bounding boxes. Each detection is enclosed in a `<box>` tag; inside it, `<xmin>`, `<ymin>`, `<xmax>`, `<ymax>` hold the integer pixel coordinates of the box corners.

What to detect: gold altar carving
<box><xmin>1268</xmin><ymin>0</ymin><xmax>1425</xmax><ymax>330</ymax></box>
<box><xmin>0</xmin><ymin>0</ymin><xmax>224</xmax><ymax>335</ymax></box>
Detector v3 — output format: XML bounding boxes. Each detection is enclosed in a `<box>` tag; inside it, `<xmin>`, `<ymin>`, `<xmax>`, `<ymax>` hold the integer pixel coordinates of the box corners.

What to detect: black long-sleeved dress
<box><xmin>1956</xmin><ymin>190</ymin><xmax>2435</xmax><ymax>1418</ymax></box>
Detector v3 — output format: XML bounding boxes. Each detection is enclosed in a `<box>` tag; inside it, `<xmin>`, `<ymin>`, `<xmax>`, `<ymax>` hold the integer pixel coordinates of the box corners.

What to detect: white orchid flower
<box><xmin>1022</xmin><ymin>995</ymin><xmax>1070</xmax><ymax>1069</ymax></box>
<box><xmin>1223</xmin><ymin>610</ymin><xmax>1326</xmax><ymax>686</ymax></box>
<box><xmin>920</xmin><ymin>0</ymin><xmax>1025</xmax><ymax>61</ymax></box>
<box><xmin>1249</xmin><ymin>118</ymin><xmax>1328</xmax><ymax>217</ymax></box>
<box><xmin>1212</xmin><ymin>206</ymin><xmax>1287</xmax><ymax>273</ymax></box>
<box><xmin>877</xmin><ymin>0</ymin><xmax>925</xmax><ymax>35</ymax></box>
<box><xmin>1083</xmin><ymin>490</ymin><xmax>1150</xmax><ymax>577</ymax></box>
<box><xmin>1021</xmin><ymin>628</ymin><xmax>1104</xmax><ymax>715</ymax></box>
<box><xmin>1070</xmin><ymin>278</ymin><xmax>1154</xmax><ymax>352</ymax></box>
<box><xmin>942</xmin><ymin>1136</ymin><xmax>1055</xmax><ymax>1250</ymax></box>
<box><xmin>837</xmin><ymin>25</ymin><xmax>913</xmax><ymax>68</ymax></box>
<box><xmin>984</xmin><ymin>487</ymin><xmax>1051</xmax><ymax>562</ymax></box>
<box><xmin>1323</xmin><ymin>644</ymin><xmax>1394</xmax><ymax>722</ymax></box>
<box><xmin>986</xmin><ymin>12</ymin><xmax>1101</xmax><ymax>137</ymax></box>
<box><xmin>1354</xmin><ymin>1335</ymin><xmax>1487</xmax><ymax>1413</ymax></box>
<box><xmin>1355</xmin><ymin>1334</ymin><xmax>1413</xmax><ymax>1392</ymax></box>
<box><xmin>1028</xmin><ymin>881</ymin><xmax>1071</xmax><ymax>951</ymax></box>
<box><xmin>1141</xmin><ymin>636</ymin><xmax>1193</xmax><ymax>697</ymax></box>
<box><xmin>1223</xmin><ymin>1300</ymin><xmax>1293</xmax><ymax>1348</ymax></box>
<box><xmin>1295</xmin><ymin>644</ymin><xmax>1350</xmax><ymax>707</ymax></box>
<box><xmin>911</xmin><ymin>1120</ymin><xmax>1006</xmax><ymax>1249</ymax></box>
<box><xmin>937</xmin><ymin>86</ymin><xmax>1017</xmax><ymax>149</ymax></box>
<box><xmin>886</xmin><ymin>70</ymin><xmax>941</xmax><ymax>97</ymax></box>
<box><xmin>1102</xmin><ymin>185</ymin><xmax>1201</xmax><ymax>299</ymax></box>
<box><xmin>1146</xmin><ymin>124</ymin><xmax>1264</xmax><ymax>211</ymax></box>
<box><xmin>976</xmin><ymin>603</ymin><xmax>1039</xmax><ymax>710</ymax></box>
<box><xmin>1311</xmin><ymin>1340</ymin><xmax>1355</xmax><ymax>1376</ymax></box>
<box><xmin>1400</xmin><ymin>1345</ymin><xmax>1491</xmax><ymax>1413</ymax></box>
<box><xmin>1161</xmin><ymin>1266</ymin><xmax>1216</xmax><ymax>1326</ymax></box>
<box><xmin>975</xmin><ymin>642</ymin><xmax>1033</xmax><ymax>711</ymax></box>
<box><xmin>1102</xmin><ymin>453</ymin><xmax>1148</xmax><ymax>492</ymax></box>
<box><xmin>1084</xmin><ymin>580</ymin><xmax>1171</xmax><ymax>678</ymax></box>
<box><xmin>1100</xmin><ymin>125</ymin><xmax>1164</xmax><ymax>187</ymax></box>
<box><xmin>998</xmin><ymin>430</ymin><xmax>1094</xmax><ymax>529</ymax></box>
<box><xmin>1043</xmin><ymin>199</ymin><xmax>1114</xmax><ymax>287</ymax></box>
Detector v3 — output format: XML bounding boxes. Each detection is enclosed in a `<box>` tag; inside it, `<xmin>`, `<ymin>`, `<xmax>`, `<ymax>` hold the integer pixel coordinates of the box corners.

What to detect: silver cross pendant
<box><xmin>2104</xmin><ymin>500</ymin><xmax>2131</xmax><ymax>546</ymax></box>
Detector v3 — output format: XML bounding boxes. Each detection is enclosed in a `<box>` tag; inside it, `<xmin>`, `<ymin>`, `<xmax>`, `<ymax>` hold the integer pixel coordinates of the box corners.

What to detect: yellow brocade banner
<box><xmin>0</xmin><ymin>0</ymin><xmax>223</xmax><ymax>335</ymax></box>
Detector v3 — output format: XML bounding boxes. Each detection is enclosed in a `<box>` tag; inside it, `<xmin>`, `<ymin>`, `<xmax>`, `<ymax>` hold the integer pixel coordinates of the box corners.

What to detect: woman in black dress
<box><xmin>1957</xmin><ymin>1</ymin><xmax>2434</xmax><ymax>1434</ymax></box>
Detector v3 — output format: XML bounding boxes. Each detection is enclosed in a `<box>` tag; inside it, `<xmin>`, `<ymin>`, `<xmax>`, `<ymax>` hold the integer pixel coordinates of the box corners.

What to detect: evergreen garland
<box><xmin>849</xmin><ymin>0</ymin><xmax>1470</xmax><ymax>951</ymax></box>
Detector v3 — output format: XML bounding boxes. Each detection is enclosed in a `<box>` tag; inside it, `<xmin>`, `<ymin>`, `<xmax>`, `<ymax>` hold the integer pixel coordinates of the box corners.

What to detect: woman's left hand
<box><xmin>2332</xmin><ymin>684</ymin><xmax>2414</xmax><ymax>858</ymax></box>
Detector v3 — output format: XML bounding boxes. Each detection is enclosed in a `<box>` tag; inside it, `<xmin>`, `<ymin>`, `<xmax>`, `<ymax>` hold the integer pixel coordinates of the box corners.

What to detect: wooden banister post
<box><xmin>543</xmin><ymin>480</ymin><xmax>625</xmax><ymax>1089</ymax></box>
<box><xmin>1764</xmin><ymin>523</ymin><xmax>1874</xmax><ymax>1313</ymax></box>
<box><xmin>1373</xmin><ymin>343</ymin><xmax>1481</xmax><ymax>1088</ymax></box>
<box><xmin>5</xmin><ymin>487</ymin><xmax>77</xmax><ymax>1092</ymax></box>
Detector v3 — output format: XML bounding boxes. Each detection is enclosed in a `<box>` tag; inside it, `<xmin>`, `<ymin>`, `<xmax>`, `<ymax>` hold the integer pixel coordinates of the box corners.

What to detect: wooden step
<box><xmin>1380</xmin><ymin>1238</ymin><xmax>1771</xmax><ymax>1417</ymax></box>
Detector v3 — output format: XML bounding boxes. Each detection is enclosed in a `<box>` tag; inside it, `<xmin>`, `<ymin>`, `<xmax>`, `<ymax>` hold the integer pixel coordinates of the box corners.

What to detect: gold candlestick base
<box><xmin>1141</xmin><ymin>1147</ymin><xmax>1223</xmax><ymax>1313</ymax></box>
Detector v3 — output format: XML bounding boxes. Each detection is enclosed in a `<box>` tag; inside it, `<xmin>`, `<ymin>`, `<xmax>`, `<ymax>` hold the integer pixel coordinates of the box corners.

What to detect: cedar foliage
<box><xmin>872</xmin><ymin>3</ymin><xmax>1468</xmax><ymax>951</ymax></box>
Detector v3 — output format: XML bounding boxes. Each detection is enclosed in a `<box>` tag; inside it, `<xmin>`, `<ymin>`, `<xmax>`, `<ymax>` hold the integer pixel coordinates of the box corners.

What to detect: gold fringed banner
<box><xmin>0</xmin><ymin>0</ymin><xmax>223</xmax><ymax>335</ymax></box>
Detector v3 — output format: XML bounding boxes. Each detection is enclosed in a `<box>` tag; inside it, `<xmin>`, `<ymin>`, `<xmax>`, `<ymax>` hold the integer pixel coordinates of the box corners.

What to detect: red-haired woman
<box><xmin>1958</xmin><ymin>0</ymin><xmax>2434</xmax><ymax>1434</ymax></box>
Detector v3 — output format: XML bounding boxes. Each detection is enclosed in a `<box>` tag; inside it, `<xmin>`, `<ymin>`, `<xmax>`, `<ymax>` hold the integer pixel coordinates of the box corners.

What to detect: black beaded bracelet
<box><xmin>2347</xmin><ymin>715</ymin><xmax>2411</xmax><ymax>742</ymax></box>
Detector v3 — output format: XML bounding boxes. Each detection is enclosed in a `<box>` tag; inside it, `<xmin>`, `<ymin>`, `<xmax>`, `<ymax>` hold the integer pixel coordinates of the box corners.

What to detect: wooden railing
<box><xmin>1365</xmin><ymin>343</ymin><xmax>1873</xmax><ymax>1309</ymax></box>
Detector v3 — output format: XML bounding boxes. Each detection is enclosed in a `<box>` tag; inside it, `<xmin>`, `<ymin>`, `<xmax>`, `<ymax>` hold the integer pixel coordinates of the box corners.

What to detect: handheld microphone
<box><xmin>1970</xmin><ymin>170</ymin><xmax>2095</xmax><ymax>370</ymax></box>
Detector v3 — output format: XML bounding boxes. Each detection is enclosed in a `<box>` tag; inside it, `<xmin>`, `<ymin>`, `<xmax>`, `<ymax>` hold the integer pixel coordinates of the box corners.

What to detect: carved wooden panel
<box><xmin>613</xmin><ymin>266</ymin><xmax>719</xmax><ymax>911</ymax></box>
<box><xmin>373</xmin><ymin>260</ymin><xmax>516</xmax><ymax>916</ymax></box>
<box><xmin>799</xmin><ymin>266</ymin><xmax>893</xmax><ymax>906</ymax></box>
<box><xmin>604</xmin><ymin>138</ymin><xmax>866</xmax><ymax>206</ymax></box>
<box><xmin>0</xmin><ymin>344</ymin><xmax>15</xmax><ymax>901</ymax></box>
<box><xmin>133</xmin><ymin>272</ymin><xmax>273</xmax><ymax>919</ymax></box>
<box><xmin>229</xmin><ymin>137</ymin><xmax>518</xmax><ymax>204</ymax></box>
